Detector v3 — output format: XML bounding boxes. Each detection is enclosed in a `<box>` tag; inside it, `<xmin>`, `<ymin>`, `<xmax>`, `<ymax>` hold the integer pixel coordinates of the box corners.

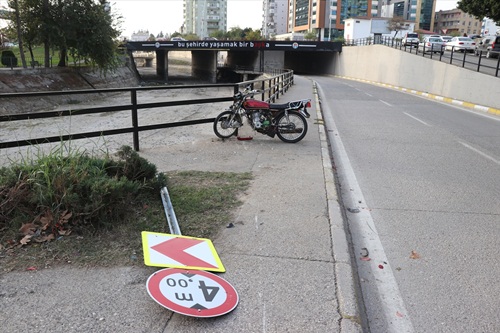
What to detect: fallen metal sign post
<box><xmin>160</xmin><ymin>186</ymin><xmax>181</xmax><ymax>235</ymax></box>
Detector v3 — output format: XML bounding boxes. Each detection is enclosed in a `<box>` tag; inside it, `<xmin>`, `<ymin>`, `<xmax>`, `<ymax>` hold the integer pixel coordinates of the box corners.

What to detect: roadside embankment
<box><xmin>0</xmin><ymin>66</ymin><xmax>138</xmax><ymax>114</ymax></box>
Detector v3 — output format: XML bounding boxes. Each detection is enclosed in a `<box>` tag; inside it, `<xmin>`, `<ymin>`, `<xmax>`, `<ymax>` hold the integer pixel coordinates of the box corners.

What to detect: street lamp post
<box><xmin>328</xmin><ymin>10</ymin><xmax>332</xmax><ymax>41</ymax></box>
<box><xmin>326</xmin><ymin>0</ymin><xmax>332</xmax><ymax>41</ymax></box>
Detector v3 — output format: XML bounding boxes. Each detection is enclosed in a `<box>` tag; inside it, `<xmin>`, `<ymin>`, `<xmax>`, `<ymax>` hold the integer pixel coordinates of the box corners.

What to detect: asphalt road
<box><xmin>314</xmin><ymin>75</ymin><xmax>500</xmax><ymax>333</ymax></box>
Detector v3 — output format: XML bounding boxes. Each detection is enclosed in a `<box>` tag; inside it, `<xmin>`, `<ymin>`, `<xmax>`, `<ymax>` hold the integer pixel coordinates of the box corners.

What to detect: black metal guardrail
<box><xmin>0</xmin><ymin>56</ymin><xmax>53</xmax><ymax>69</ymax></box>
<box><xmin>0</xmin><ymin>70</ymin><xmax>294</xmax><ymax>151</ymax></box>
<box><xmin>344</xmin><ymin>37</ymin><xmax>500</xmax><ymax>77</ymax></box>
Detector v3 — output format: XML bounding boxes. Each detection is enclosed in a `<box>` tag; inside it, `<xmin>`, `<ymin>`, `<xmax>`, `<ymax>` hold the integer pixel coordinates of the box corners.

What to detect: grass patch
<box><xmin>0</xmin><ymin>146</ymin><xmax>252</xmax><ymax>273</ymax></box>
<box><xmin>166</xmin><ymin>170</ymin><xmax>252</xmax><ymax>238</ymax></box>
<box><xmin>2</xmin><ymin>46</ymin><xmax>75</xmax><ymax>67</ymax></box>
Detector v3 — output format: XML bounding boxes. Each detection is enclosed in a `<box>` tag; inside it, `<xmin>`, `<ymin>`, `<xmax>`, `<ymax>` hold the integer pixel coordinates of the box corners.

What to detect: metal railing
<box><xmin>343</xmin><ymin>36</ymin><xmax>500</xmax><ymax>77</ymax></box>
<box><xmin>0</xmin><ymin>56</ymin><xmax>53</xmax><ymax>69</ymax></box>
<box><xmin>0</xmin><ymin>70</ymin><xmax>294</xmax><ymax>151</ymax></box>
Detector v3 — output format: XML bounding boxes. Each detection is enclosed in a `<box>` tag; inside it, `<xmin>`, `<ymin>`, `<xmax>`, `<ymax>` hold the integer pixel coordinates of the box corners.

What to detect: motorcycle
<box><xmin>213</xmin><ymin>86</ymin><xmax>312</xmax><ymax>143</ymax></box>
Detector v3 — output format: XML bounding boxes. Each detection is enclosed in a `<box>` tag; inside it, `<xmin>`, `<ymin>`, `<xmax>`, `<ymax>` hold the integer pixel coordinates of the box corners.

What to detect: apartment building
<box><xmin>434</xmin><ymin>8</ymin><xmax>481</xmax><ymax>36</ymax></box>
<box><xmin>286</xmin><ymin>0</ymin><xmax>376</xmax><ymax>40</ymax></box>
<box><xmin>262</xmin><ymin>0</ymin><xmax>288</xmax><ymax>38</ymax></box>
<box><xmin>278</xmin><ymin>0</ymin><xmax>438</xmax><ymax>40</ymax></box>
<box><xmin>379</xmin><ymin>0</ymin><xmax>436</xmax><ymax>31</ymax></box>
<box><xmin>183</xmin><ymin>0</ymin><xmax>227</xmax><ymax>38</ymax></box>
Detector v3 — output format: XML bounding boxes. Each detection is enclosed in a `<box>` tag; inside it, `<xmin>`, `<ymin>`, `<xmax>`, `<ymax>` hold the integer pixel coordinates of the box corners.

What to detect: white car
<box><xmin>441</xmin><ymin>36</ymin><xmax>453</xmax><ymax>44</ymax></box>
<box><xmin>445</xmin><ymin>37</ymin><xmax>476</xmax><ymax>52</ymax></box>
<box><xmin>402</xmin><ymin>32</ymin><xmax>419</xmax><ymax>47</ymax></box>
<box><xmin>419</xmin><ymin>37</ymin><xmax>445</xmax><ymax>54</ymax></box>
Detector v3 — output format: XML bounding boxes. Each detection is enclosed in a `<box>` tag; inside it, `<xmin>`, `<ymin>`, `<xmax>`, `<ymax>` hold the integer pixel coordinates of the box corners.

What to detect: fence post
<box><xmin>272</xmin><ymin>77</ymin><xmax>276</xmax><ymax>102</ymax></box>
<box><xmin>277</xmin><ymin>75</ymin><xmax>280</xmax><ymax>99</ymax></box>
<box><xmin>268</xmin><ymin>78</ymin><xmax>272</xmax><ymax>101</ymax></box>
<box><xmin>131</xmin><ymin>90</ymin><xmax>139</xmax><ymax>151</ymax></box>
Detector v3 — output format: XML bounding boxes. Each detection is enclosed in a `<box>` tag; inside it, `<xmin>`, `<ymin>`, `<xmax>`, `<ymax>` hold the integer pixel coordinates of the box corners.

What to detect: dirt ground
<box><xmin>0</xmin><ymin>63</ymin><xmax>237</xmax><ymax>167</ymax></box>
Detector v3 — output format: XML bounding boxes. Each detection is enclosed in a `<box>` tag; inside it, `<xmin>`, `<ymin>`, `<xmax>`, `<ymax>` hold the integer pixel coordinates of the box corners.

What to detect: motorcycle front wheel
<box><xmin>214</xmin><ymin>111</ymin><xmax>240</xmax><ymax>139</ymax></box>
<box><xmin>275</xmin><ymin>111</ymin><xmax>308</xmax><ymax>143</ymax></box>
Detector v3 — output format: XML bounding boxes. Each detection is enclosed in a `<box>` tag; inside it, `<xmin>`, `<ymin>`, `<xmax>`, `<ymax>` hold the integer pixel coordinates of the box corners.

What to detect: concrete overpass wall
<box><xmin>263</xmin><ymin>51</ymin><xmax>285</xmax><ymax>71</ymax></box>
<box><xmin>286</xmin><ymin>52</ymin><xmax>335</xmax><ymax>74</ymax></box>
<box><xmin>192</xmin><ymin>51</ymin><xmax>217</xmax><ymax>83</ymax></box>
<box><xmin>226</xmin><ymin>51</ymin><xmax>260</xmax><ymax>69</ymax></box>
<box><xmin>333</xmin><ymin>45</ymin><xmax>500</xmax><ymax>109</ymax></box>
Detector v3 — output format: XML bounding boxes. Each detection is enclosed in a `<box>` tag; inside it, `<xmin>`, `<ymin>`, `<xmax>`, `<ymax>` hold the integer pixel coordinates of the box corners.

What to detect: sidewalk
<box><xmin>0</xmin><ymin>76</ymin><xmax>362</xmax><ymax>333</ymax></box>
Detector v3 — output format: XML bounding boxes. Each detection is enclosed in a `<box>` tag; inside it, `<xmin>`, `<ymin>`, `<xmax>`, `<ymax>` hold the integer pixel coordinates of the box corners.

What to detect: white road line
<box><xmin>317</xmin><ymin>84</ymin><xmax>415</xmax><ymax>333</ymax></box>
<box><xmin>459</xmin><ymin>141</ymin><xmax>500</xmax><ymax>166</ymax></box>
<box><xmin>379</xmin><ymin>99</ymin><xmax>393</xmax><ymax>107</ymax></box>
<box><xmin>403</xmin><ymin>112</ymin><xmax>431</xmax><ymax>126</ymax></box>
<box><xmin>365</xmin><ymin>93</ymin><xmax>373</xmax><ymax>97</ymax></box>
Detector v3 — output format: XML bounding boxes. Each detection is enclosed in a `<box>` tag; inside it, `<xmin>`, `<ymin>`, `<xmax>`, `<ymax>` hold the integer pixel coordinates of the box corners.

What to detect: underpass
<box><xmin>125</xmin><ymin>40</ymin><xmax>341</xmax><ymax>83</ymax></box>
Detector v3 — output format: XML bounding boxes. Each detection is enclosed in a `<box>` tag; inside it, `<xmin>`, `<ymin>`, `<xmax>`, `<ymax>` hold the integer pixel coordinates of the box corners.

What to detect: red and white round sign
<box><xmin>146</xmin><ymin>268</ymin><xmax>239</xmax><ymax>317</ymax></box>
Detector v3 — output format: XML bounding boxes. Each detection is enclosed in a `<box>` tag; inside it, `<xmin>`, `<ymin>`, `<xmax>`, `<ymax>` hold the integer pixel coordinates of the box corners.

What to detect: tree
<box><xmin>304</xmin><ymin>31</ymin><xmax>317</xmax><ymax>41</ymax></box>
<box><xmin>210</xmin><ymin>30</ymin><xmax>225</xmax><ymax>40</ymax></box>
<box><xmin>458</xmin><ymin>0</ymin><xmax>500</xmax><ymax>25</ymax></box>
<box><xmin>7</xmin><ymin>0</ymin><xmax>27</xmax><ymax>68</ymax></box>
<box><xmin>227</xmin><ymin>27</ymin><xmax>244</xmax><ymax>40</ymax></box>
<box><xmin>245</xmin><ymin>29</ymin><xmax>262</xmax><ymax>40</ymax></box>
<box><xmin>54</xmin><ymin>0</ymin><xmax>121</xmax><ymax>70</ymax></box>
<box><xmin>387</xmin><ymin>17</ymin><xmax>406</xmax><ymax>39</ymax></box>
<box><xmin>225</xmin><ymin>27</ymin><xmax>262</xmax><ymax>40</ymax></box>
<box><xmin>7</xmin><ymin>0</ymin><xmax>121</xmax><ymax>71</ymax></box>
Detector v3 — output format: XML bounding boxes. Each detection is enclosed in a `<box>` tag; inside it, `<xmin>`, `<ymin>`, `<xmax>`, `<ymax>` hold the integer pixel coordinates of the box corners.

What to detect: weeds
<box><xmin>0</xmin><ymin>145</ymin><xmax>252</xmax><ymax>272</ymax></box>
<box><xmin>0</xmin><ymin>144</ymin><xmax>163</xmax><ymax>246</ymax></box>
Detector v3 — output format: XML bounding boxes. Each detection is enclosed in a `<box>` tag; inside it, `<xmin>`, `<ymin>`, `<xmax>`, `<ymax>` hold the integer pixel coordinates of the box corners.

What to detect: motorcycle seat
<box><xmin>269</xmin><ymin>103</ymin><xmax>289</xmax><ymax>109</ymax></box>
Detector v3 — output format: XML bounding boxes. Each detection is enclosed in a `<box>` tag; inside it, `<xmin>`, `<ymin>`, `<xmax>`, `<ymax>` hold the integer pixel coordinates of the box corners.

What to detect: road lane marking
<box><xmin>334</xmin><ymin>75</ymin><xmax>500</xmax><ymax>117</ymax></box>
<box><xmin>459</xmin><ymin>141</ymin><xmax>500</xmax><ymax>166</ymax></box>
<box><xmin>403</xmin><ymin>112</ymin><xmax>431</xmax><ymax>126</ymax></box>
<box><xmin>379</xmin><ymin>100</ymin><xmax>393</xmax><ymax>107</ymax></box>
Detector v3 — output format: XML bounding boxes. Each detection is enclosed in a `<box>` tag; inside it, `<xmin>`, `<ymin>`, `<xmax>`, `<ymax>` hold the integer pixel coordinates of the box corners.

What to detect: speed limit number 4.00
<box><xmin>146</xmin><ymin>268</ymin><xmax>239</xmax><ymax>318</ymax></box>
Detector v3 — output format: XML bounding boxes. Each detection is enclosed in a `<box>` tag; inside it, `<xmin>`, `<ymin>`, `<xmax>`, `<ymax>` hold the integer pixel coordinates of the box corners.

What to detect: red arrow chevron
<box><xmin>151</xmin><ymin>237</ymin><xmax>217</xmax><ymax>269</ymax></box>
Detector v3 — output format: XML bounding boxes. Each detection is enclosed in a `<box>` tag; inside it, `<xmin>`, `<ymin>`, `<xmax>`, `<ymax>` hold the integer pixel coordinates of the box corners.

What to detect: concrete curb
<box><xmin>334</xmin><ymin>75</ymin><xmax>500</xmax><ymax>117</ymax></box>
<box><xmin>312</xmin><ymin>81</ymin><xmax>363</xmax><ymax>332</ymax></box>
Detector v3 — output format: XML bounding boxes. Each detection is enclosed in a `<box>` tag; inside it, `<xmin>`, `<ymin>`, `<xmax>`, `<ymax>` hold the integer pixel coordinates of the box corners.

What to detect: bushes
<box><xmin>0</xmin><ymin>145</ymin><xmax>165</xmax><ymax>244</ymax></box>
<box><xmin>1</xmin><ymin>50</ymin><xmax>18</xmax><ymax>67</ymax></box>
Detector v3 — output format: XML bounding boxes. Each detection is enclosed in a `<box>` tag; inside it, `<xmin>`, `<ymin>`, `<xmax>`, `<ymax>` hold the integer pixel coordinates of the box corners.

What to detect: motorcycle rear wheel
<box><xmin>214</xmin><ymin>111</ymin><xmax>239</xmax><ymax>139</ymax></box>
<box><xmin>275</xmin><ymin>111</ymin><xmax>308</xmax><ymax>143</ymax></box>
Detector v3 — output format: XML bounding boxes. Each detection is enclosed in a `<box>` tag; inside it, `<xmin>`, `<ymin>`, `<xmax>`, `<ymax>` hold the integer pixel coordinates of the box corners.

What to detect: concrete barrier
<box><xmin>334</xmin><ymin>45</ymin><xmax>500</xmax><ymax>110</ymax></box>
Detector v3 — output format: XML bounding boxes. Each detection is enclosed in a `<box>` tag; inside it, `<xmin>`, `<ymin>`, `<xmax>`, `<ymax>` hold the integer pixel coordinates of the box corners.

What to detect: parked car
<box><xmin>441</xmin><ymin>36</ymin><xmax>453</xmax><ymax>44</ymax></box>
<box><xmin>402</xmin><ymin>32</ymin><xmax>419</xmax><ymax>47</ymax></box>
<box><xmin>445</xmin><ymin>37</ymin><xmax>476</xmax><ymax>52</ymax></box>
<box><xmin>474</xmin><ymin>35</ymin><xmax>500</xmax><ymax>58</ymax></box>
<box><xmin>419</xmin><ymin>37</ymin><xmax>445</xmax><ymax>54</ymax></box>
<box><xmin>171</xmin><ymin>37</ymin><xmax>186</xmax><ymax>41</ymax></box>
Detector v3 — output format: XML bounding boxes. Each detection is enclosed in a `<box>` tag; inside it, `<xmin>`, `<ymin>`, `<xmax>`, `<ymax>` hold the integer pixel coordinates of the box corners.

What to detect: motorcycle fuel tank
<box><xmin>243</xmin><ymin>99</ymin><xmax>269</xmax><ymax>109</ymax></box>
